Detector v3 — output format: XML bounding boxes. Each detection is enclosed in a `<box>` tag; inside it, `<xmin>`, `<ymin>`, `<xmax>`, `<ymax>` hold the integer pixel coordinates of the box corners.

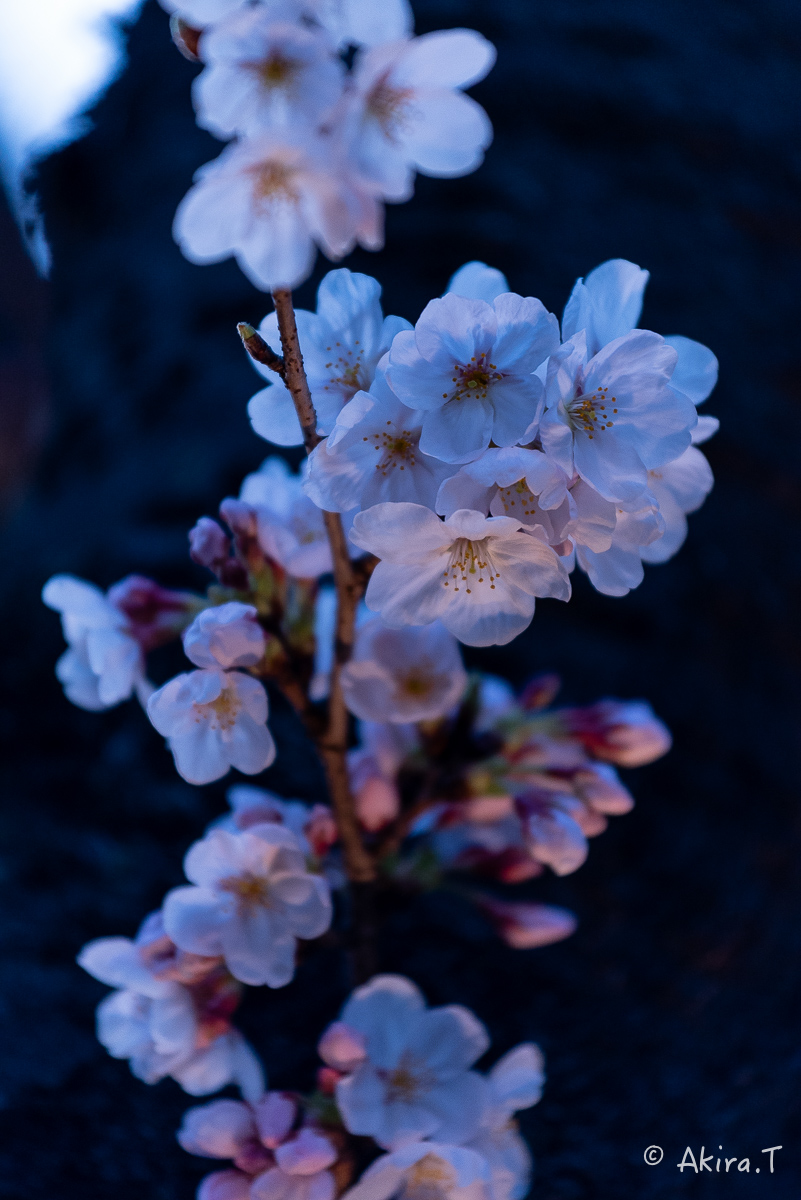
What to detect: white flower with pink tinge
<box><xmin>303</xmin><ymin>366</ymin><xmax>455</xmax><ymax>514</ymax></box>
<box><xmin>194</xmin><ymin>11</ymin><xmax>345</xmax><ymax>140</ymax></box>
<box><xmin>42</xmin><ymin>574</ymin><xmax>146</xmax><ymax>711</ymax></box>
<box><xmin>341</xmin><ymin>618</ymin><xmax>468</xmax><ymax>723</ymax></box>
<box><xmin>318</xmin><ymin>974</ymin><xmax>490</xmax><ymax>1149</ymax></box>
<box><xmin>248</xmin><ymin>269</ymin><xmax>410</xmax><ymax>447</ymax></box>
<box><xmin>163</xmin><ymin>825</ymin><xmax>332</xmax><ymax>987</ymax></box>
<box><xmin>148</xmin><ymin>606</ymin><xmax>275</xmax><ymax>785</ymax></box>
<box><xmin>349</xmin><ymin>503</ymin><xmax>571</xmax><ymax>648</ymax></box>
<box><xmin>343</xmin><ymin>30</ymin><xmax>496</xmax><ymax>202</ymax></box>
<box><xmin>387</xmin><ymin>292</ymin><xmax>560</xmax><ymax>463</ymax></box>
<box><xmin>464</xmin><ymin>1045</ymin><xmax>545</xmax><ymax>1200</ymax></box>
<box><xmin>78</xmin><ymin>928</ymin><xmax>264</xmax><ymax>1100</ymax></box>
<box><xmin>173</xmin><ymin>135</ymin><xmax>380</xmax><ymax>292</ymax></box>
<box><xmin>343</xmin><ymin>1143</ymin><xmax>491</xmax><ymax>1200</ymax></box>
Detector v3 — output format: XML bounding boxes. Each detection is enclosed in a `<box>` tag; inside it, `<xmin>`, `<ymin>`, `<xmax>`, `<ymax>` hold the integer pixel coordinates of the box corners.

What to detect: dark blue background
<box><xmin>0</xmin><ymin>1</ymin><xmax>800</xmax><ymax>1195</ymax></box>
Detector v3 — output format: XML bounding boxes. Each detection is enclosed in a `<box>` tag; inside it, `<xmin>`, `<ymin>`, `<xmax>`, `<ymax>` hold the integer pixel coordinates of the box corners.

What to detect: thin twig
<box><xmin>270</xmin><ymin>288</ymin><xmax>376</xmax><ymax>889</ymax></box>
<box><xmin>237</xmin><ymin>322</ymin><xmax>286</xmax><ymax>379</ymax></box>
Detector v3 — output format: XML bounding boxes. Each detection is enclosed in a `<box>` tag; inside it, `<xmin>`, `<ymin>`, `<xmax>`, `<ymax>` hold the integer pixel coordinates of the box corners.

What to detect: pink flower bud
<box><xmin>317</xmin><ymin>1021</ymin><xmax>367</xmax><ymax>1072</ymax></box>
<box><xmin>354</xmin><ymin>776</ymin><xmax>400</xmax><ymax>832</ymax></box>
<box><xmin>304</xmin><ymin>805</ymin><xmax>338</xmax><ymax>856</ymax></box>
<box><xmin>220</xmin><ymin>498</ymin><xmax>258</xmax><ymax>538</ymax></box>
<box><xmin>190</xmin><ymin>517</ymin><xmax>231</xmax><ymax>570</ymax></box>
<box><xmin>476</xmin><ymin>896</ymin><xmax>578</xmax><ymax>949</ymax></box>
<box><xmin>199</xmin><ymin>1170</ymin><xmax>253</xmax><ymax>1200</ymax></box>
<box><xmin>254</xmin><ymin>1092</ymin><xmax>297</xmax><ymax>1150</ymax></box>
<box><xmin>519</xmin><ymin>673</ymin><xmax>561</xmax><ymax>711</ymax></box>
<box><xmin>275</xmin><ymin>1129</ymin><xmax>337</xmax><ymax>1175</ymax></box>
<box><xmin>559</xmin><ymin>700</ymin><xmax>671</xmax><ymax>767</ymax></box>
<box><xmin>572</xmin><ymin>763</ymin><xmax>635</xmax><ymax>814</ymax></box>
<box><xmin>106</xmin><ymin>575</ymin><xmax>195</xmax><ymax>651</ymax></box>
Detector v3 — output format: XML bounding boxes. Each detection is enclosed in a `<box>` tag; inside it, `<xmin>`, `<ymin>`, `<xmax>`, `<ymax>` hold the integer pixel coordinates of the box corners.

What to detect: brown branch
<box><xmin>237</xmin><ymin>322</ymin><xmax>286</xmax><ymax>379</ymax></box>
<box><xmin>270</xmin><ymin>288</ymin><xmax>376</xmax><ymax>889</ymax></box>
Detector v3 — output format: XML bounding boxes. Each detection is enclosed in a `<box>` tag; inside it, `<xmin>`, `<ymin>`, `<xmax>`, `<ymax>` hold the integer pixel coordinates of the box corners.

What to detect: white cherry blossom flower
<box><xmin>343</xmin><ymin>1143</ymin><xmax>491</xmax><ymax>1200</ymax></box>
<box><xmin>465</xmin><ymin>1045</ymin><xmax>544</xmax><ymax>1200</ymax></box>
<box><xmin>195</xmin><ymin>12</ymin><xmax>345</xmax><ymax>140</ymax></box>
<box><xmin>42</xmin><ymin>574</ymin><xmax>146</xmax><ymax>710</ymax></box>
<box><xmin>78</xmin><ymin>936</ymin><xmax>264</xmax><ymax>1100</ymax></box>
<box><xmin>574</xmin><ymin>497</ymin><xmax>665</xmax><ymax>597</ymax></box>
<box><xmin>350</xmin><ymin>503</ymin><xmax>571</xmax><ymax>648</ymax></box>
<box><xmin>344</xmin><ymin>31</ymin><xmax>496</xmax><ymax>202</ymax></box>
<box><xmin>218</xmin><ymin>784</ymin><xmax>338</xmax><ymax>861</ymax></box>
<box><xmin>640</xmin><ymin>444</ymin><xmax>715</xmax><ymax>565</ymax></box>
<box><xmin>163</xmin><ymin>825</ymin><xmax>332</xmax><ymax>987</ymax></box>
<box><xmin>147</xmin><ymin>666</ymin><xmax>276</xmax><ymax>785</ymax></box>
<box><xmin>341</xmin><ymin>618</ymin><xmax>468</xmax><ymax>723</ymax></box>
<box><xmin>562</xmin><ymin>259</ymin><xmax>719</xmax><ymax>408</ymax></box>
<box><xmin>311</xmin><ymin>0</ymin><xmax>413</xmax><ymax>50</ymax></box>
<box><xmin>322</xmin><ymin>974</ymin><xmax>490</xmax><ymax>1149</ymax></box>
<box><xmin>239</xmin><ymin>456</ymin><xmax>357</xmax><ymax>577</ymax></box>
<box><xmin>304</xmin><ymin>367</ymin><xmax>455</xmax><ymax>513</ymax></box>
<box><xmin>388</xmin><ymin>292</ymin><xmax>560</xmax><ymax>463</ymax></box>
<box><xmin>446</xmin><ymin>261</ymin><xmax>509</xmax><ymax>304</ymax></box>
<box><xmin>539</xmin><ymin>329</ymin><xmax>694</xmax><ymax>505</ymax></box>
<box><xmin>184</xmin><ymin>603</ymin><xmax>266</xmax><ymax>670</ymax></box>
<box><xmin>248</xmin><ymin>269</ymin><xmax>410</xmax><ymax>446</ymax></box>
<box><xmin>174</xmin><ymin>135</ymin><xmax>380</xmax><ymax>293</ymax></box>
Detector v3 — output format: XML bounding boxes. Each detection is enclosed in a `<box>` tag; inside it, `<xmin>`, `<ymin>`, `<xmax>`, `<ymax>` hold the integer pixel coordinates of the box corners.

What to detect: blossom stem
<box><xmin>270</xmin><ymin>289</ymin><xmax>377</xmax><ymax>892</ymax></box>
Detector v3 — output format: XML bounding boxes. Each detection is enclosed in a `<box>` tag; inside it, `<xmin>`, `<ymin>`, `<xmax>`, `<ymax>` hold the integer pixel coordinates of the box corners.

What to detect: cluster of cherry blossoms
<box><xmin>39</xmin><ymin>0</ymin><xmax>723</xmax><ymax>1192</ymax></box>
<box><xmin>162</xmin><ymin>0</ymin><xmax>495</xmax><ymax>290</ymax></box>
<box><xmin>242</xmin><ymin>256</ymin><xmax>717</xmax><ymax>645</ymax></box>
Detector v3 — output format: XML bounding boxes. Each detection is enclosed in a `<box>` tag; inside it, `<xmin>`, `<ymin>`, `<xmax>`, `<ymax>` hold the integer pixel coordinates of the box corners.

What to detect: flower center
<box><xmin>497</xmin><ymin>478</ymin><xmax>538</xmax><ymax>518</ymax></box>
<box><xmin>365</xmin><ymin>423</ymin><xmax>418</xmax><ymax>474</ymax></box>
<box><xmin>323</xmin><ymin>341</ymin><xmax>369</xmax><ymax>400</ymax></box>
<box><xmin>567</xmin><ymin>385</ymin><xmax>617</xmax><ymax>439</ymax></box>
<box><xmin>401</xmin><ymin>1154</ymin><xmax>457</xmax><ymax>1200</ymax></box>
<box><xmin>381</xmin><ymin>1053</ymin><xmax>435</xmax><ymax>1103</ymax></box>
<box><xmin>443</xmin><ymin>537</ymin><xmax>500</xmax><ymax>594</ymax></box>
<box><xmin>193</xmin><ymin>687</ymin><xmax>242</xmax><ymax>731</ymax></box>
<box><xmin>253</xmin><ymin>162</ymin><xmax>299</xmax><ymax>206</ymax></box>
<box><xmin>219</xmin><ymin>871</ymin><xmax>273</xmax><ymax>907</ymax></box>
<box><xmin>399</xmin><ymin>664</ymin><xmax>437</xmax><ymax>698</ymax></box>
<box><xmin>367</xmin><ymin>77</ymin><xmax>415</xmax><ymax>139</ymax></box>
<box><xmin>444</xmin><ymin>353</ymin><xmax>502</xmax><ymax>403</ymax></box>
<box><xmin>258</xmin><ymin>52</ymin><xmax>299</xmax><ymax>88</ymax></box>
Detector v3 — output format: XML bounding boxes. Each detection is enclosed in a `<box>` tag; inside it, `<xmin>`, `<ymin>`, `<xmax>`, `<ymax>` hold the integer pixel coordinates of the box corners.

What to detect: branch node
<box><xmin>237</xmin><ymin>322</ymin><xmax>286</xmax><ymax>379</ymax></box>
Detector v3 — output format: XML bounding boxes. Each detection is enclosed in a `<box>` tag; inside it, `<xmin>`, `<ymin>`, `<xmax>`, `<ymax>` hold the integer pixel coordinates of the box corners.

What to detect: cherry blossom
<box><xmin>573</xmin><ymin>497</ymin><xmax>665</xmax><ymax>597</ymax></box>
<box><xmin>435</xmin><ymin>447</ymin><xmax>569</xmax><ymax>542</ymax></box>
<box><xmin>347</xmin><ymin>720</ymin><xmax>416</xmax><ymax>831</ymax></box>
<box><xmin>218</xmin><ymin>784</ymin><xmax>338</xmax><ymax>861</ymax></box>
<box><xmin>239</xmin><ymin>456</ymin><xmax>356</xmax><ymax>577</ymax></box>
<box><xmin>251</xmin><ymin>1128</ymin><xmax>339</xmax><ymax>1200</ymax></box>
<box><xmin>344</xmin><ymin>30</ymin><xmax>496</xmax><ymax>202</ymax></box>
<box><xmin>195</xmin><ymin>12</ymin><xmax>345</xmax><ymax>140</ymax></box>
<box><xmin>387</xmin><ymin>292</ymin><xmax>560</xmax><ymax>462</ymax></box>
<box><xmin>305</xmin><ymin>367</ymin><xmax>456</xmax><ymax>513</ymax></box>
<box><xmin>446</xmin><ymin>261</ymin><xmax>509</xmax><ymax>304</ymax></box>
<box><xmin>350</xmin><ymin>503</ymin><xmax>570</xmax><ymax>647</ymax></box>
<box><xmin>311</xmin><ymin>0</ymin><xmax>413</xmax><ymax>50</ymax></box>
<box><xmin>320</xmin><ymin>974</ymin><xmax>490</xmax><ymax>1148</ymax></box>
<box><xmin>163</xmin><ymin>825</ymin><xmax>332</xmax><ymax>986</ymax></box>
<box><xmin>559</xmin><ymin>699</ymin><xmax>672</xmax><ymax>767</ymax></box>
<box><xmin>174</xmin><ymin>135</ymin><xmax>380</xmax><ymax>292</ymax></box>
<box><xmin>184</xmin><ymin>602</ymin><xmax>266</xmax><ymax>670</ymax></box>
<box><xmin>465</xmin><ymin>1045</ymin><xmax>544</xmax><ymax>1200</ymax></box>
<box><xmin>147</xmin><ymin>665</ymin><xmax>276</xmax><ymax>785</ymax></box>
<box><xmin>473</xmin><ymin>896</ymin><xmax>578</xmax><ymax>950</ymax></box>
<box><xmin>341</xmin><ymin>618</ymin><xmax>467</xmax><ymax>723</ymax></box>
<box><xmin>42</xmin><ymin>574</ymin><xmax>146</xmax><ymax>710</ymax></box>
<box><xmin>640</xmin><ymin>443</ymin><xmax>715</xmax><ymax>566</ymax></box>
<box><xmin>343</xmin><ymin>1143</ymin><xmax>491</xmax><ymax>1200</ymax></box>
<box><xmin>78</xmin><ymin>931</ymin><xmax>264</xmax><ymax>1099</ymax></box>
<box><xmin>515</xmin><ymin>790</ymin><xmax>588</xmax><ymax>875</ymax></box>
<box><xmin>539</xmin><ymin>329</ymin><xmax>694</xmax><ymax>505</ymax></box>
<box><xmin>159</xmin><ymin>0</ymin><xmax>257</xmax><ymax>28</ymax></box>
<box><xmin>248</xmin><ymin>269</ymin><xmax>410</xmax><ymax>445</ymax></box>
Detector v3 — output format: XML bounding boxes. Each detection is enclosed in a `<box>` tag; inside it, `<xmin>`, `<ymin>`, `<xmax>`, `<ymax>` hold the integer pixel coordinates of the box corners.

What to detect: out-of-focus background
<box><xmin>1</xmin><ymin>1</ymin><xmax>800</xmax><ymax>1196</ymax></box>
